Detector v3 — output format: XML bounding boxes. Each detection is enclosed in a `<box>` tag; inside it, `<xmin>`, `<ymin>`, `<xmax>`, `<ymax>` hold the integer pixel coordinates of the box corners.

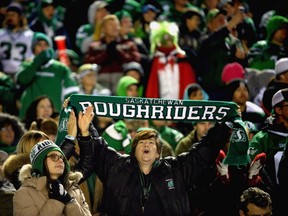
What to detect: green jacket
<box><xmin>248</xmin><ymin>117</ymin><xmax>288</xmax><ymax>161</ymax></box>
<box><xmin>16</xmin><ymin>59</ymin><xmax>79</xmax><ymax>120</ymax></box>
<box><xmin>248</xmin><ymin>15</ymin><xmax>288</xmax><ymax>70</ymax></box>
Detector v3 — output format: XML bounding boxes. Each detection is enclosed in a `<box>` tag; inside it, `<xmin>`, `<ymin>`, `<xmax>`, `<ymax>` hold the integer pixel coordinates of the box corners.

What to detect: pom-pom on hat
<box><xmin>30</xmin><ymin>140</ymin><xmax>69</xmax><ymax>176</ymax></box>
<box><xmin>271</xmin><ymin>88</ymin><xmax>288</xmax><ymax>108</ymax></box>
<box><xmin>275</xmin><ymin>57</ymin><xmax>288</xmax><ymax>76</ymax></box>
<box><xmin>221</xmin><ymin>62</ymin><xmax>245</xmax><ymax>84</ymax></box>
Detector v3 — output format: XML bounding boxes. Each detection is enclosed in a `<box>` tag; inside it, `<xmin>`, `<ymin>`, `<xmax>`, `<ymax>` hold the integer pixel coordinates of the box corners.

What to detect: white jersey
<box><xmin>0</xmin><ymin>28</ymin><xmax>34</xmax><ymax>75</ymax></box>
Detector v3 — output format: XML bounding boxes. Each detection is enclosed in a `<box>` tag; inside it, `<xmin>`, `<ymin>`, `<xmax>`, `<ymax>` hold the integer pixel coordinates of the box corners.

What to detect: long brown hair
<box><xmin>44</xmin><ymin>155</ymin><xmax>70</xmax><ymax>190</ymax></box>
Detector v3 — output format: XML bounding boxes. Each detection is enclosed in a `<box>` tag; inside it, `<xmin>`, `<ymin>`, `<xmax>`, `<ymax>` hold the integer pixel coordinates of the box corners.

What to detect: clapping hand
<box><xmin>78</xmin><ymin>105</ymin><xmax>94</xmax><ymax>136</ymax></box>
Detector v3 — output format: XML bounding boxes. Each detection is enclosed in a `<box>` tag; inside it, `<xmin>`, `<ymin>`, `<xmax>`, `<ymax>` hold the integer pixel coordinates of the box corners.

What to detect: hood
<box><xmin>266</xmin><ymin>15</ymin><xmax>288</xmax><ymax>42</ymax></box>
<box><xmin>116</xmin><ymin>76</ymin><xmax>139</xmax><ymax>96</ymax></box>
<box><xmin>3</xmin><ymin>153</ymin><xmax>30</xmax><ymax>182</ymax></box>
<box><xmin>37</xmin><ymin>0</ymin><xmax>56</xmax><ymax>26</ymax></box>
<box><xmin>183</xmin><ymin>83</ymin><xmax>209</xmax><ymax>100</ymax></box>
<box><xmin>88</xmin><ymin>0</ymin><xmax>108</xmax><ymax>25</ymax></box>
<box><xmin>19</xmin><ymin>164</ymin><xmax>33</xmax><ymax>183</ymax></box>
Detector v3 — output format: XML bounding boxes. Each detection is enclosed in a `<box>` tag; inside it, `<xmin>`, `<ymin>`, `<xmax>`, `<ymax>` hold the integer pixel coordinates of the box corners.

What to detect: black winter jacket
<box><xmin>75</xmin><ymin>121</ymin><xmax>232</xmax><ymax>216</ymax></box>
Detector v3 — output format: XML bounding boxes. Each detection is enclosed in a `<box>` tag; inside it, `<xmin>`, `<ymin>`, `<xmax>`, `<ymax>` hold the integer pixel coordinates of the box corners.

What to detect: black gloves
<box><xmin>49</xmin><ymin>180</ymin><xmax>73</xmax><ymax>204</ymax></box>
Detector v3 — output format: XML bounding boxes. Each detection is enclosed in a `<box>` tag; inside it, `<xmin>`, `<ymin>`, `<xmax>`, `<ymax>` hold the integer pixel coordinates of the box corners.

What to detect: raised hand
<box><xmin>78</xmin><ymin>105</ymin><xmax>94</xmax><ymax>136</ymax></box>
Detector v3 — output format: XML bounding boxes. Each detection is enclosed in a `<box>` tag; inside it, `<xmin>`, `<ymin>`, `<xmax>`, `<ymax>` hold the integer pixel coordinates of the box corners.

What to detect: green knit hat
<box><xmin>32</xmin><ymin>32</ymin><xmax>53</xmax><ymax>52</ymax></box>
<box><xmin>102</xmin><ymin>120</ymin><xmax>131</xmax><ymax>153</ymax></box>
<box><xmin>30</xmin><ymin>140</ymin><xmax>70</xmax><ymax>176</ymax></box>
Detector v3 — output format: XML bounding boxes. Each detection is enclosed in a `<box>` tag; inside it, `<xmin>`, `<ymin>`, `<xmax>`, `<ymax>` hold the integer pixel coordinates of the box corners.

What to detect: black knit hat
<box><xmin>225</xmin><ymin>79</ymin><xmax>249</xmax><ymax>100</ymax></box>
<box><xmin>6</xmin><ymin>2</ymin><xmax>23</xmax><ymax>15</ymax></box>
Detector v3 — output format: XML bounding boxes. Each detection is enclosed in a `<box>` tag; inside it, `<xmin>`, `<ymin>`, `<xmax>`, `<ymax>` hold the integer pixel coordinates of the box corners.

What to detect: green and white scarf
<box><xmin>56</xmin><ymin>94</ymin><xmax>250</xmax><ymax>166</ymax></box>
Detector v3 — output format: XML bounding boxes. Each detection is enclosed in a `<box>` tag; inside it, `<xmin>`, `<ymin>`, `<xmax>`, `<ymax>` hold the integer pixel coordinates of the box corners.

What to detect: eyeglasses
<box><xmin>0</xmin><ymin>127</ymin><xmax>13</xmax><ymax>132</ymax></box>
<box><xmin>47</xmin><ymin>153</ymin><xmax>65</xmax><ymax>162</ymax></box>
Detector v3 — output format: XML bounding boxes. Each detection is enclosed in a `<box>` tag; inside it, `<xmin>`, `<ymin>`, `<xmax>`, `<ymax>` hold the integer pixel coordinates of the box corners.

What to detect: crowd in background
<box><xmin>0</xmin><ymin>0</ymin><xmax>288</xmax><ymax>215</ymax></box>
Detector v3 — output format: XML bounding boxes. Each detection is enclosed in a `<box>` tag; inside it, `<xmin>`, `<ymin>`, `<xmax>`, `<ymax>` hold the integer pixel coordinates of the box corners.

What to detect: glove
<box><xmin>49</xmin><ymin>180</ymin><xmax>73</xmax><ymax>204</ymax></box>
<box><xmin>216</xmin><ymin>150</ymin><xmax>230</xmax><ymax>184</ymax></box>
<box><xmin>33</xmin><ymin>48</ymin><xmax>55</xmax><ymax>68</ymax></box>
<box><xmin>248</xmin><ymin>152</ymin><xmax>266</xmax><ymax>186</ymax></box>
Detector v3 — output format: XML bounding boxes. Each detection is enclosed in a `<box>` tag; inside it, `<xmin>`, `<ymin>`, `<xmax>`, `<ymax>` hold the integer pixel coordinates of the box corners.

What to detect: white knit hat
<box><xmin>275</xmin><ymin>58</ymin><xmax>288</xmax><ymax>76</ymax></box>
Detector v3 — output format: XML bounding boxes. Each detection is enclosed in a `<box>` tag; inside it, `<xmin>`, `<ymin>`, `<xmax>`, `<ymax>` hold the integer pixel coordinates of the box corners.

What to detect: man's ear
<box><xmin>274</xmin><ymin>107</ymin><xmax>282</xmax><ymax>115</ymax></box>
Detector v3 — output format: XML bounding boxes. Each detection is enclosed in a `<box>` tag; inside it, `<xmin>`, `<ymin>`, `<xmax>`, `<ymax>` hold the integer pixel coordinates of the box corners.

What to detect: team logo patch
<box><xmin>166</xmin><ymin>178</ymin><xmax>175</xmax><ymax>190</ymax></box>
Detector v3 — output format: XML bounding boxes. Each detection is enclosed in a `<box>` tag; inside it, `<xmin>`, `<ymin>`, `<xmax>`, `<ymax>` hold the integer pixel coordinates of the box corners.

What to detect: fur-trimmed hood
<box><xmin>2</xmin><ymin>153</ymin><xmax>30</xmax><ymax>182</ymax></box>
<box><xmin>18</xmin><ymin>164</ymin><xmax>83</xmax><ymax>184</ymax></box>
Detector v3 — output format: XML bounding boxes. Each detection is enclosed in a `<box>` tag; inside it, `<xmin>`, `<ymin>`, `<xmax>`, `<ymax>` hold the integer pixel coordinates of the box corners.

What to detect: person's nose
<box><xmin>143</xmin><ymin>141</ymin><xmax>149</xmax><ymax>147</ymax></box>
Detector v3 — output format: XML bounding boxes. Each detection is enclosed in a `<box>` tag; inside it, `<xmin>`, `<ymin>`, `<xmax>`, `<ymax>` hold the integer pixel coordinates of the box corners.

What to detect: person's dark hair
<box><xmin>179</xmin><ymin>9</ymin><xmax>202</xmax><ymax>34</ymax></box>
<box><xmin>24</xmin><ymin>95</ymin><xmax>56</xmax><ymax>130</ymax></box>
<box><xmin>187</xmin><ymin>84</ymin><xmax>202</xmax><ymax>98</ymax></box>
<box><xmin>44</xmin><ymin>155</ymin><xmax>69</xmax><ymax>190</ymax></box>
<box><xmin>3</xmin><ymin>2</ymin><xmax>28</xmax><ymax>29</ymax></box>
<box><xmin>0</xmin><ymin>112</ymin><xmax>26</xmax><ymax>144</ymax></box>
<box><xmin>130</xmin><ymin>129</ymin><xmax>161</xmax><ymax>157</ymax></box>
<box><xmin>239</xmin><ymin>187</ymin><xmax>272</xmax><ymax>214</ymax></box>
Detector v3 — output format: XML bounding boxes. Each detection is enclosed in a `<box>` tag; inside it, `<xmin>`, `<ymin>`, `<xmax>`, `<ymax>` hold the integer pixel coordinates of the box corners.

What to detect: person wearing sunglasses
<box><xmin>13</xmin><ymin>139</ymin><xmax>91</xmax><ymax>216</ymax></box>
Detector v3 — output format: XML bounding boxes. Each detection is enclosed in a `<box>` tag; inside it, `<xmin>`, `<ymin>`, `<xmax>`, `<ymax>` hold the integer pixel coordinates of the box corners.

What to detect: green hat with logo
<box><xmin>30</xmin><ymin>140</ymin><xmax>70</xmax><ymax>176</ymax></box>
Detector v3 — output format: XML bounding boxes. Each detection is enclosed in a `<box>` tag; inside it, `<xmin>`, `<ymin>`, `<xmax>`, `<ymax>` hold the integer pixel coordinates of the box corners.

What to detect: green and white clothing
<box><xmin>102</xmin><ymin>120</ymin><xmax>132</xmax><ymax>154</ymax></box>
<box><xmin>0</xmin><ymin>28</ymin><xmax>34</xmax><ymax>76</ymax></box>
<box><xmin>248</xmin><ymin>116</ymin><xmax>288</xmax><ymax>186</ymax></box>
<box><xmin>16</xmin><ymin>59</ymin><xmax>79</xmax><ymax>120</ymax></box>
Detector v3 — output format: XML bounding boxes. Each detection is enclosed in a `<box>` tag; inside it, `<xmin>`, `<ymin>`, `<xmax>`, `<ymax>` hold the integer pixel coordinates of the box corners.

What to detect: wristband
<box><xmin>65</xmin><ymin>135</ymin><xmax>76</xmax><ymax>143</ymax></box>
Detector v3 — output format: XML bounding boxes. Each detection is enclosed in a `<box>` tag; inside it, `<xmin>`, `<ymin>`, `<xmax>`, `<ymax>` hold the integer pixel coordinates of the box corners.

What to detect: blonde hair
<box><xmin>16</xmin><ymin>130</ymin><xmax>49</xmax><ymax>154</ymax></box>
<box><xmin>100</xmin><ymin>14</ymin><xmax>120</xmax><ymax>36</ymax></box>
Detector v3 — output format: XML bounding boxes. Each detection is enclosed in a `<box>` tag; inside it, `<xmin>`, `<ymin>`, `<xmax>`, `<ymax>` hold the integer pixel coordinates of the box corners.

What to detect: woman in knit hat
<box><xmin>13</xmin><ymin>139</ymin><xmax>91</xmax><ymax>216</ymax></box>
